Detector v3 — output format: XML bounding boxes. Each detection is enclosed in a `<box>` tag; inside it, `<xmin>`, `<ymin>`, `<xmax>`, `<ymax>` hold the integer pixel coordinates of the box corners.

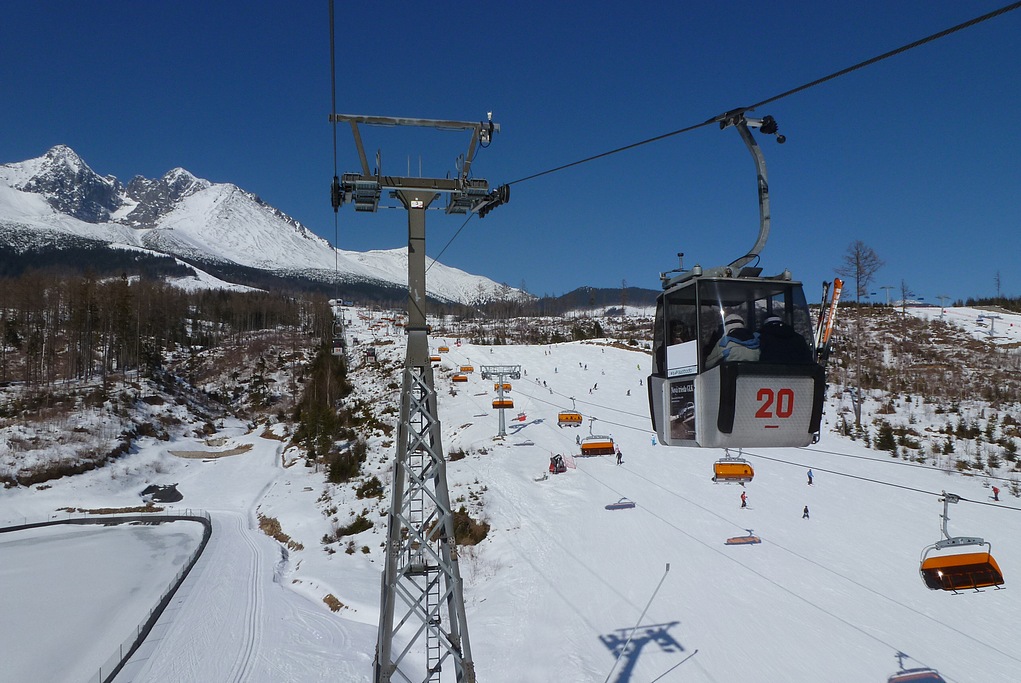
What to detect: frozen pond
<box><xmin>0</xmin><ymin>521</ymin><xmax>204</xmax><ymax>683</ymax></box>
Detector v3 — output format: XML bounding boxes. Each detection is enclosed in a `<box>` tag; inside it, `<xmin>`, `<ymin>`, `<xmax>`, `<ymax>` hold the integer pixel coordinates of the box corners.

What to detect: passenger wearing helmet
<box><xmin>705</xmin><ymin>313</ymin><xmax>759</xmax><ymax>368</ymax></box>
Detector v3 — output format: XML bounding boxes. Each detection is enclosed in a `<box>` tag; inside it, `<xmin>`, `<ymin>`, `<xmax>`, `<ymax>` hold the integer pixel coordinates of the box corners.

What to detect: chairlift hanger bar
<box><xmin>717</xmin><ymin>110</ymin><xmax>785</xmax><ymax>272</ymax></box>
<box><xmin>661</xmin><ymin>110</ymin><xmax>785</xmax><ymax>287</ymax></box>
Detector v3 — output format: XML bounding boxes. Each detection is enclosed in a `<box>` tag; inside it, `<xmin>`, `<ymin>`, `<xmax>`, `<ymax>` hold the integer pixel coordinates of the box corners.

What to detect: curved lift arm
<box><xmin>660</xmin><ymin>109</ymin><xmax>785</xmax><ymax>286</ymax></box>
<box><xmin>933</xmin><ymin>491</ymin><xmax>984</xmax><ymax>549</ymax></box>
<box><xmin>717</xmin><ymin>110</ymin><xmax>786</xmax><ymax>272</ymax></box>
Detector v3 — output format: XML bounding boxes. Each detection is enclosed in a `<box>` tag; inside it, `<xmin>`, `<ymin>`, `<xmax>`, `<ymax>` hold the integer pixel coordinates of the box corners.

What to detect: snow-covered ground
<box><xmin>2</xmin><ymin>306</ymin><xmax>1021</xmax><ymax>682</ymax></box>
<box><xmin>908</xmin><ymin>304</ymin><xmax>1021</xmax><ymax>346</ymax></box>
<box><xmin>1</xmin><ymin>521</ymin><xmax>204</xmax><ymax>683</ymax></box>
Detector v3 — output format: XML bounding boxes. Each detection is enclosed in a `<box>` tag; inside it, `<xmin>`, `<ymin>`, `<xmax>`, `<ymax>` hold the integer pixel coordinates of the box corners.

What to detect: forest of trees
<box><xmin>0</xmin><ymin>270</ymin><xmax>335</xmax><ymax>386</ymax></box>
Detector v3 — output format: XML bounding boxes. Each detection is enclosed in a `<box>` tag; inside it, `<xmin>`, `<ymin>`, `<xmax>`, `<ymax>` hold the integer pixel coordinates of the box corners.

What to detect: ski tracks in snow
<box><xmin>123</xmin><ymin>510</ymin><xmax>374</xmax><ymax>683</ymax></box>
<box><xmin>227</xmin><ymin>511</ymin><xmax>266</xmax><ymax>683</ymax></box>
<box><xmin>125</xmin><ymin>510</ymin><xmax>265</xmax><ymax>683</ymax></box>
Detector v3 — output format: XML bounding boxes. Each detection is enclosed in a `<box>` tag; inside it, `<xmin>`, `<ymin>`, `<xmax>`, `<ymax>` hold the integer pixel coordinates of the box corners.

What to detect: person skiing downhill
<box><xmin>992</xmin><ymin>486</ymin><xmax>1000</xmax><ymax>501</ymax></box>
<box><xmin>803</xmin><ymin>505</ymin><xmax>810</xmax><ymax>519</ymax></box>
<box><xmin>740</xmin><ymin>491</ymin><xmax>748</xmax><ymax>509</ymax></box>
<box><xmin>807</xmin><ymin>469</ymin><xmax>814</xmax><ymax>486</ymax></box>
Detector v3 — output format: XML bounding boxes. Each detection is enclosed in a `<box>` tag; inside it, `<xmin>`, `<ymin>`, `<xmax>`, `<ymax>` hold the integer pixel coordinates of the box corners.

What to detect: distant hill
<box><xmin>534</xmin><ymin>286</ymin><xmax>660</xmax><ymax>313</ymax></box>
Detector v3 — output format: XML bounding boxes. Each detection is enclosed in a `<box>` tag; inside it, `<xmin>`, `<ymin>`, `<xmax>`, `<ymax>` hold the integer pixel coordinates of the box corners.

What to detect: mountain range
<box><xmin>0</xmin><ymin>145</ymin><xmax>528</xmax><ymax>305</ymax></box>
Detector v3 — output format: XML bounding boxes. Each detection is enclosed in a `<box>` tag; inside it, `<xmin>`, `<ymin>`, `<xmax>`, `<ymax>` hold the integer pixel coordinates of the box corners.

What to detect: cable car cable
<box><xmin>505</xmin><ymin>2</ymin><xmax>1021</xmax><ymax>188</ymax></box>
<box><xmin>513</xmin><ymin>385</ymin><xmax>651</xmax><ymax>436</ymax></box>
<box><xmin>746</xmin><ymin>449</ymin><xmax>1021</xmax><ymax>512</ymax></box>
<box><xmin>540</xmin><ymin>381</ymin><xmax>651</xmax><ymax>421</ymax></box>
<box><xmin>803</xmin><ymin>443</ymin><xmax>1021</xmax><ymax>486</ymax></box>
<box><xmin>449</xmin><ymin>373</ymin><xmax>1014</xmax><ymax>664</ymax></box>
<box><xmin>607</xmin><ymin>464</ymin><xmax>1020</xmax><ymax>667</ymax></box>
<box><xmin>508</xmin><ymin>120</ymin><xmax>713</xmax><ymax>186</ymax></box>
<box><xmin>426</xmin><ymin>212</ymin><xmax>474</xmax><ymax>275</ymax></box>
<box><xmin>329</xmin><ymin>0</ymin><xmax>338</xmax><ymax>189</ymax></box>
<box><xmin>566</xmin><ymin>465</ymin><xmax>916</xmax><ymax>661</ymax></box>
<box><xmin>746</xmin><ymin>1</ymin><xmax>1021</xmax><ymax>112</ymax></box>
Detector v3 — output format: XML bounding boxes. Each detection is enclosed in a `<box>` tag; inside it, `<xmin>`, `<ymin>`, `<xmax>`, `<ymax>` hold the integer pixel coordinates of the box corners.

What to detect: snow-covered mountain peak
<box><xmin>0</xmin><ymin>147</ymin><xmax>530</xmax><ymax>305</ymax></box>
<box><xmin>42</xmin><ymin>144</ymin><xmax>88</xmax><ymax>172</ymax></box>
<box><xmin>0</xmin><ymin>145</ymin><xmax>122</xmax><ymax>223</ymax></box>
<box><xmin>158</xmin><ymin>167</ymin><xmax>209</xmax><ymax>197</ymax></box>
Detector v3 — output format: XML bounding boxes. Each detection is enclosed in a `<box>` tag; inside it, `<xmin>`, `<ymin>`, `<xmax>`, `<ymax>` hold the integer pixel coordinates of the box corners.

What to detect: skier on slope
<box><xmin>740</xmin><ymin>491</ymin><xmax>747</xmax><ymax>509</ymax></box>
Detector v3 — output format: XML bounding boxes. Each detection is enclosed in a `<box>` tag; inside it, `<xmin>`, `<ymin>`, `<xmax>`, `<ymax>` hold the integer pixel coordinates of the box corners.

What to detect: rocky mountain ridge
<box><xmin>0</xmin><ymin>146</ymin><xmax>526</xmax><ymax>305</ymax></box>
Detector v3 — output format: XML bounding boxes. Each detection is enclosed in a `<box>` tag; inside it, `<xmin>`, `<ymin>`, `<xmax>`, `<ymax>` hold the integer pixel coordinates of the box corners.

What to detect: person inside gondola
<box><xmin>670</xmin><ymin>321</ymin><xmax>692</xmax><ymax>345</ymax></box>
<box><xmin>758</xmin><ymin>315</ymin><xmax>813</xmax><ymax>363</ymax></box>
<box><xmin>705</xmin><ymin>313</ymin><xmax>759</xmax><ymax>368</ymax></box>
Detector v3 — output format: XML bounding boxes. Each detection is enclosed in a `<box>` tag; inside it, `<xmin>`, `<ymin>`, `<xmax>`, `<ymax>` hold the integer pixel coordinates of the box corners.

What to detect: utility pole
<box><xmin>620</xmin><ymin>278</ymin><xmax>627</xmax><ymax>339</ymax></box>
<box><xmin>330</xmin><ymin>112</ymin><xmax>507</xmax><ymax>683</ymax></box>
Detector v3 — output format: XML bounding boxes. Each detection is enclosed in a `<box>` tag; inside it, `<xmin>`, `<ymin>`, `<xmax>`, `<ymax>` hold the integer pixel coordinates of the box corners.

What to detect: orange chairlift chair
<box><xmin>919</xmin><ymin>492</ymin><xmax>1004</xmax><ymax>593</ymax></box>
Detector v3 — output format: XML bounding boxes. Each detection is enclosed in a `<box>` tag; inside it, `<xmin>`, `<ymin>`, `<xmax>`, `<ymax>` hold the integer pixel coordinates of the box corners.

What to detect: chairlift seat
<box><xmin>558</xmin><ymin>411</ymin><xmax>583</xmax><ymax>427</ymax></box>
<box><xmin>714</xmin><ymin>459</ymin><xmax>754</xmax><ymax>483</ymax></box>
<box><xmin>920</xmin><ymin>550</ymin><xmax>1004</xmax><ymax>591</ymax></box>
<box><xmin>492</xmin><ymin>399</ymin><xmax>514</xmax><ymax>409</ymax></box>
<box><xmin>580</xmin><ymin>435</ymin><xmax>615</xmax><ymax>456</ymax></box>
<box><xmin>725</xmin><ymin>534</ymin><xmax>761</xmax><ymax>545</ymax></box>
<box><xmin>887</xmin><ymin>668</ymin><xmax>947</xmax><ymax>683</ymax></box>
<box><xmin>452</xmin><ymin>374</ymin><xmax>468</xmax><ymax>383</ymax></box>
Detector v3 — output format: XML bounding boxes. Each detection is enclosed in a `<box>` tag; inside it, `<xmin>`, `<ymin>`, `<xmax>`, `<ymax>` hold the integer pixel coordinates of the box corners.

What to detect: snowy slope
<box><xmin>2</xmin><ymin>308</ymin><xmax>1020</xmax><ymax>682</ymax></box>
<box><xmin>908</xmin><ymin>305</ymin><xmax>1021</xmax><ymax>346</ymax></box>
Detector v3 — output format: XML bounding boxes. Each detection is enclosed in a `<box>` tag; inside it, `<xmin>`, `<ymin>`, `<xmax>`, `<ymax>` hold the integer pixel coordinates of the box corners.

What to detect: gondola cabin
<box><xmin>438</xmin><ymin>346</ymin><xmax>450</xmax><ymax>353</ymax></box>
<box><xmin>558</xmin><ymin>411</ymin><xmax>583</xmax><ymax>427</ymax></box>
<box><xmin>492</xmin><ymin>399</ymin><xmax>514</xmax><ymax>410</ymax></box>
<box><xmin>452</xmin><ymin>374</ymin><xmax>468</xmax><ymax>383</ymax></box>
<box><xmin>459</xmin><ymin>365</ymin><xmax>474</xmax><ymax>373</ymax></box>
<box><xmin>649</xmin><ymin>272</ymin><xmax>825</xmax><ymax>448</ymax></box>
<box><xmin>494</xmin><ymin>383</ymin><xmax>512</xmax><ymax>392</ymax></box>
<box><xmin>580</xmin><ymin>435</ymin><xmax>615</xmax><ymax>456</ymax></box>
<box><xmin>331</xmin><ymin>321</ymin><xmax>345</xmax><ymax>357</ymax></box>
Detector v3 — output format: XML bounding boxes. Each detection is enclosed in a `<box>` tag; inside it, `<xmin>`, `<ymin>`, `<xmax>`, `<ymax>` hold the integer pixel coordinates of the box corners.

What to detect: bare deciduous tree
<box><xmin>836</xmin><ymin>241</ymin><xmax>884</xmax><ymax>430</ymax></box>
<box><xmin>900</xmin><ymin>279</ymin><xmax>914</xmax><ymax>316</ymax></box>
<box><xmin>837</xmin><ymin>240</ymin><xmax>884</xmax><ymax>305</ymax></box>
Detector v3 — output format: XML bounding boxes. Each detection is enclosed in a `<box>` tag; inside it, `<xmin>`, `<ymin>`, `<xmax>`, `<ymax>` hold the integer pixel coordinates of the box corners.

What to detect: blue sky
<box><xmin>2</xmin><ymin>2</ymin><xmax>1019</xmax><ymax>303</ymax></box>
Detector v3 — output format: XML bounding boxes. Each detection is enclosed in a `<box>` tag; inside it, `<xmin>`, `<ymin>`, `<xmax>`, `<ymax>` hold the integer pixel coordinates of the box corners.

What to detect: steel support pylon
<box><xmin>375</xmin><ymin>190</ymin><xmax>475</xmax><ymax>683</ymax></box>
<box><xmin>480</xmin><ymin>365</ymin><xmax>522</xmax><ymax>438</ymax></box>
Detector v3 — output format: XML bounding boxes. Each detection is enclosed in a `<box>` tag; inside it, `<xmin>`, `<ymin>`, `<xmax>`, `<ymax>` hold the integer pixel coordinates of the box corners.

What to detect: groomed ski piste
<box><xmin>3</xmin><ymin>305</ymin><xmax>1021</xmax><ymax>682</ymax></box>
